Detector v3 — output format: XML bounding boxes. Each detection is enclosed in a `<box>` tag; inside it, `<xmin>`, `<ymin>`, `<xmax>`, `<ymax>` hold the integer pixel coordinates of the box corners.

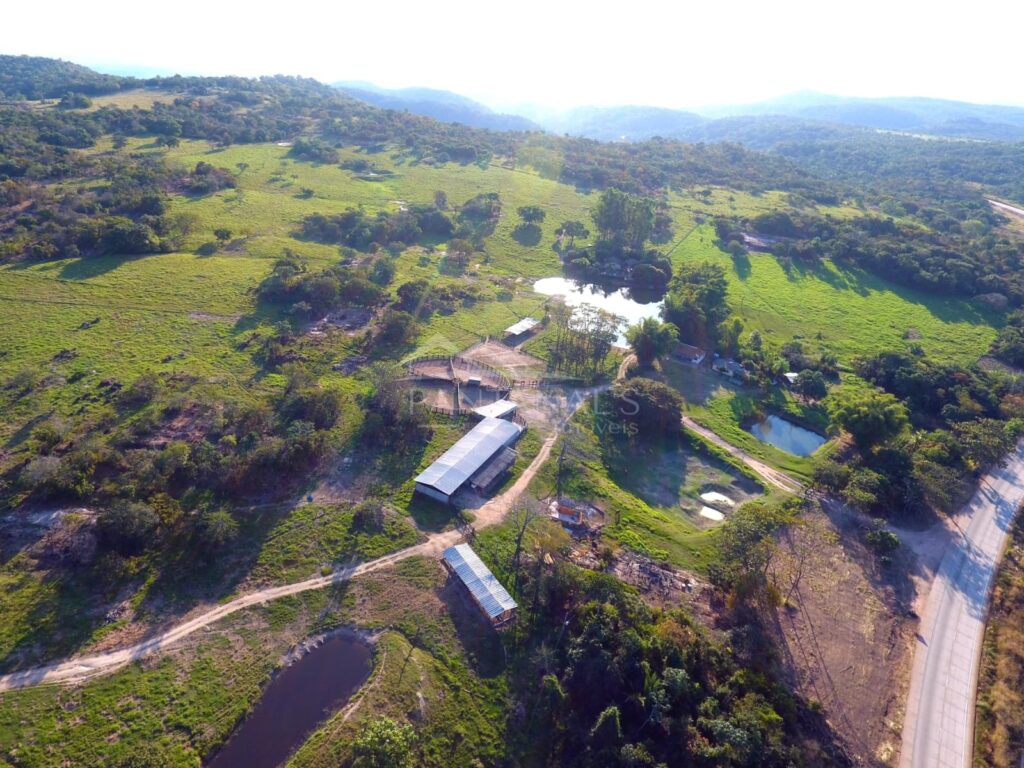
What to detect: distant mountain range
<box><xmin>333</xmin><ymin>83</ymin><xmax>1024</xmax><ymax>143</ymax></box>
<box><xmin>332</xmin><ymin>82</ymin><xmax>539</xmax><ymax>132</ymax></box>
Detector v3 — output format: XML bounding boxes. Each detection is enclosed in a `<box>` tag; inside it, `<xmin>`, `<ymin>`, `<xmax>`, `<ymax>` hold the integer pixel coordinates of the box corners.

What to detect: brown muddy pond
<box><xmin>206</xmin><ymin>633</ymin><xmax>372</xmax><ymax>768</ymax></box>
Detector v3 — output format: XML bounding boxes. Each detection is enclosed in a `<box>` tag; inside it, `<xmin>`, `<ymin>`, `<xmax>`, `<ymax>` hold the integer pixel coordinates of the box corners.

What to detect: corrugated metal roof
<box><xmin>470</xmin><ymin>446</ymin><xmax>517</xmax><ymax>492</ymax></box>
<box><xmin>415</xmin><ymin>417</ymin><xmax>523</xmax><ymax>497</ymax></box>
<box><xmin>505</xmin><ymin>317</ymin><xmax>540</xmax><ymax>335</ymax></box>
<box><xmin>443</xmin><ymin>544</ymin><xmax>518</xmax><ymax>619</ymax></box>
<box><xmin>473</xmin><ymin>399</ymin><xmax>518</xmax><ymax>419</ymax></box>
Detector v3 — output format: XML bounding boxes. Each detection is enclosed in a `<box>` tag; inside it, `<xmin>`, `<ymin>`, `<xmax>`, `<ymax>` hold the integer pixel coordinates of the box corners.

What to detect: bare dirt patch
<box><xmin>460</xmin><ymin>339</ymin><xmax>546</xmax><ymax>382</ymax></box>
<box><xmin>771</xmin><ymin>502</ymin><xmax>918</xmax><ymax>767</ymax></box>
<box><xmin>569</xmin><ymin>541</ymin><xmax>719</xmax><ymax>626</ymax></box>
<box><xmin>143</xmin><ymin>403</ymin><xmax>217</xmax><ymax>449</ymax></box>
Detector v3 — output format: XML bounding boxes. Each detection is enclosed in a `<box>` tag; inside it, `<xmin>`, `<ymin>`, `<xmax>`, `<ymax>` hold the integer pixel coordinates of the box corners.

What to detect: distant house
<box><xmin>442</xmin><ymin>543</ymin><xmax>518</xmax><ymax>628</ymax></box>
<box><xmin>674</xmin><ymin>342</ymin><xmax>707</xmax><ymax>365</ymax></box>
<box><xmin>414</xmin><ymin>417</ymin><xmax>524</xmax><ymax>504</ymax></box>
<box><xmin>782</xmin><ymin>371</ymin><xmax>800</xmax><ymax>387</ymax></box>
<box><xmin>713</xmin><ymin>358</ymin><xmax>749</xmax><ymax>380</ymax></box>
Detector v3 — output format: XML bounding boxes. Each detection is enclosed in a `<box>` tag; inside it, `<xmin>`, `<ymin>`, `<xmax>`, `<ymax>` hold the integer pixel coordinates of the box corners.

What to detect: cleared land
<box><xmin>0</xmin><ymin>134</ymin><xmax>1012</xmax><ymax>766</ymax></box>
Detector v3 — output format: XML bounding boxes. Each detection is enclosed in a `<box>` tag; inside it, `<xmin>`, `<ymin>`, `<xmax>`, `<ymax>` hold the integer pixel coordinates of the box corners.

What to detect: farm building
<box><xmin>674</xmin><ymin>342</ymin><xmax>706</xmax><ymax>365</ymax></box>
<box><xmin>782</xmin><ymin>371</ymin><xmax>800</xmax><ymax>386</ymax></box>
<box><xmin>442</xmin><ymin>543</ymin><xmax>518</xmax><ymax>627</ymax></box>
<box><xmin>473</xmin><ymin>399</ymin><xmax>518</xmax><ymax>420</ymax></box>
<box><xmin>504</xmin><ymin>317</ymin><xmax>540</xmax><ymax>337</ymax></box>
<box><xmin>713</xmin><ymin>358</ymin><xmax>749</xmax><ymax>380</ymax></box>
<box><xmin>414</xmin><ymin>417</ymin><xmax>524</xmax><ymax>504</ymax></box>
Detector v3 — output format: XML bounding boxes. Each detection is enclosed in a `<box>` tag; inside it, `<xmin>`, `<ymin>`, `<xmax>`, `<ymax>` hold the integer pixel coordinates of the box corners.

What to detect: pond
<box><xmin>206</xmin><ymin>632</ymin><xmax>372</xmax><ymax>768</ymax></box>
<box><xmin>748</xmin><ymin>415</ymin><xmax>826</xmax><ymax>457</ymax></box>
<box><xmin>533</xmin><ymin>277</ymin><xmax>663</xmax><ymax>346</ymax></box>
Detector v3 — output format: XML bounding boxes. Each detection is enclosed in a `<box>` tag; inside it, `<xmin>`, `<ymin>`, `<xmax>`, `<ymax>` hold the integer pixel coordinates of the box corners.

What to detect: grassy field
<box><xmin>0</xmin><ymin>553</ymin><xmax>512</xmax><ymax>767</ymax></box>
<box><xmin>0</xmin><ymin>499</ymin><xmax>419</xmax><ymax>674</ymax></box>
<box><xmin>87</xmin><ymin>89</ymin><xmax>181</xmax><ymax>111</ymax></box>
<box><xmin>656</xmin><ymin>359</ymin><xmax>834</xmax><ymax>482</ymax></box>
<box><xmin>670</xmin><ymin>224</ymin><xmax>999</xmax><ymax>367</ymax></box>
<box><xmin>529</xmin><ymin>402</ymin><xmax>765</xmax><ymax>571</ymax></box>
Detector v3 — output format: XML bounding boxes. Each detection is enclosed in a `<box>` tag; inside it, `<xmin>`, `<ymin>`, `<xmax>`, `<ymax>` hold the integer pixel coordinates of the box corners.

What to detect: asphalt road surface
<box><xmin>900</xmin><ymin>442</ymin><xmax>1024</xmax><ymax>768</ymax></box>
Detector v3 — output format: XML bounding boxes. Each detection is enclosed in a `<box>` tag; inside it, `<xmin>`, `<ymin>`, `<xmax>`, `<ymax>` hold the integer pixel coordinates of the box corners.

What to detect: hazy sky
<box><xmin>4</xmin><ymin>0</ymin><xmax>1023</xmax><ymax>110</ymax></box>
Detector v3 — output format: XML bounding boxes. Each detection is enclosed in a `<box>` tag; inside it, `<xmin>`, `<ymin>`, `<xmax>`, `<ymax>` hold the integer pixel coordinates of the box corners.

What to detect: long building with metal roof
<box><xmin>414</xmin><ymin>417</ymin><xmax>523</xmax><ymax>504</ymax></box>
<box><xmin>442</xmin><ymin>543</ymin><xmax>518</xmax><ymax>627</ymax></box>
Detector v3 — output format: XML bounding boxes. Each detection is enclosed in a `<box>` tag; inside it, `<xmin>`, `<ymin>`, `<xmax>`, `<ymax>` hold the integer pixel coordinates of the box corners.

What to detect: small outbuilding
<box><xmin>442</xmin><ymin>543</ymin><xmax>518</xmax><ymax>628</ymax></box>
<box><xmin>473</xmin><ymin>399</ymin><xmax>518</xmax><ymax>420</ymax></box>
<box><xmin>782</xmin><ymin>371</ymin><xmax>800</xmax><ymax>387</ymax></box>
<box><xmin>674</xmin><ymin>342</ymin><xmax>707</xmax><ymax>365</ymax></box>
<box><xmin>713</xmin><ymin>358</ymin><xmax>749</xmax><ymax>380</ymax></box>
<box><xmin>504</xmin><ymin>317</ymin><xmax>540</xmax><ymax>337</ymax></box>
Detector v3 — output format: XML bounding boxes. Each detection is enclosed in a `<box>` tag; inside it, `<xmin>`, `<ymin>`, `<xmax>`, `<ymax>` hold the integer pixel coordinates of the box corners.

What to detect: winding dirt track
<box><xmin>0</xmin><ymin>433</ymin><xmax>560</xmax><ymax>692</ymax></box>
<box><xmin>616</xmin><ymin>353</ymin><xmax>803</xmax><ymax>494</ymax></box>
<box><xmin>680</xmin><ymin>416</ymin><xmax>804</xmax><ymax>494</ymax></box>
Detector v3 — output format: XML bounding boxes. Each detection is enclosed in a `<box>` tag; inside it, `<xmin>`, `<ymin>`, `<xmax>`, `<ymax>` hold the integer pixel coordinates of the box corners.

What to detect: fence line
<box><xmin>406</xmin><ymin>354</ymin><xmax>512</xmax><ymax>392</ymax></box>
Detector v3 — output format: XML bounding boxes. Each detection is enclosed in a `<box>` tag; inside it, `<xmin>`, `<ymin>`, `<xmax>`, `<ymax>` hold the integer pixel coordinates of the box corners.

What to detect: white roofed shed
<box><xmin>442</xmin><ymin>543</ymin><xmax>518</xmax><ymax>626</ymax></box>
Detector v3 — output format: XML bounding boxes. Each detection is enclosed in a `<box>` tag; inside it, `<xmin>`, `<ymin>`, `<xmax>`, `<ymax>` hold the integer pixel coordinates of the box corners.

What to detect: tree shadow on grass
<box><xmin>0</xmin><ymin>569</ymin><xmax>100</xmax><ymax>674</ymax></box>
<box><xmin>436</xmin><ymin>578</ymin><xmax>506</xmax><ymax>679</ymax></box>
<box><xmin>601</xmin><ymin>435</ymin><xmax>686</xmax><ymax>510</ymax></box>
<box><xmin>512</xmin><ymin>223</ymin><xmax>542</xmax><ymax>247</ymax></box>
<box><xmin>731</xmin><ymin>251</ymin><xmax>752</xmax><ymax>281</ymax></box>
<box><xmin>57</xmin><ymin>254</ymin><xmax>152</xmax><ymax>281</ymax></box>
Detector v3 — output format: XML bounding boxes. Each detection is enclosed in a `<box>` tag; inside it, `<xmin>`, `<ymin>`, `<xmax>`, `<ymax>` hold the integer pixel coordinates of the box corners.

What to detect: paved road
<box><xmin>900</xmin><ymin>442</ymin><xmax>1024</xmax><ymax>768</ymax></box>
<box><xmin>0</xmin><ymin>432</ymin><xmax>561</xmax><ymax>692</ymax></box>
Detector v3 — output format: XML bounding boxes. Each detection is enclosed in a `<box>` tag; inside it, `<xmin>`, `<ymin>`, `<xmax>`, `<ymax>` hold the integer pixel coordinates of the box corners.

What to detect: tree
<box><xmin>547</xmin><ymin>301</ymin><xmax>621</xmax><ymax>379</ymax></box>
<box><xmin>718</xmin><ymin>317</ymin><xmax>744</xmax><ymax>358</ymax></box>
<box><xmin>97</xmin><ymin>501</ymin><xmax>159</xmax><ymax>556</ymax></box>
<box><xmin>352</xmin><ymin>717</ymin><xmax>415</xmax><ymax>768</ymax></box>
<box><xmin>607</xmin><ymin>378</ymin><xmax>684</xmax><ymax>441</ymax></box>
<box><xmin>709</xmin><ymin>499</ymin><xmax>798</xmax><ymax>605</ymax></box>
<box><xmin>828</xmin><ymin>388</ymin><xmax>909</xmax><ymax>450</ymax></box>
<box><xmin>556</xmin><ymin>220</ymin><xmax>589</xmax><ymax>248</ymax></box>
<box><xmin>592</xmin><ymin>188</ymin><xmax>655</xmax><ymax>249</ymax></box>
<box><xmin>509</xmin><ymin>499</ymin><xmax>544</xmax><ymax>596</ymax></box>
<box><xmin>625</xmin><ymin>318</ymin><xmax>678</xmax><ymax>368</ymax></box>
<box><xmin>444</xmin><ymin>238</ymin><xmax>474</xmax><ymax>273</ymax></box>
<box><xmin>375</xmin><ymin>309</ymin><xmax>418</xmax><ymax>347</ymax></box>
<box><xmin>199</xmin><ymin>509</ymin><xmax>239</xmax><ymax>551</ymax></box>
<box><xmin>953</xmin><ymin>418</ymin><xmax>1023</xmax><ymax>469</ymax></box>
<box><xmin>433</xmin><ymin>190</ymin><xmax>448</xmax><ymax>210</ymax></box>
<box><xmin>794</xmin><ymin>369</ymin><xmax>828</xmax><ymax>401</ymax></box>
<box><xmin>213</xmin><ymin>228</ymin><xmax>232</xmax><ymax>243</ymax></box>
<box><xmin>661</xmin><ymin>262</ymin><xmax>729</xmax><ymax>348</ymax></box>
<box><xmin>517</xmin><ymin>205</ymin><xmax>546</xmax><ymax>225</ymax></box>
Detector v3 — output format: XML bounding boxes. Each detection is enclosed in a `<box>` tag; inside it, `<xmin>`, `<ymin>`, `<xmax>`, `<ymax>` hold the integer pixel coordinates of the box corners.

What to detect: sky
<box><xmin>4</xmin><ymin>0</ymin><xmax>1024</xmax><ymax>110</ymax></box>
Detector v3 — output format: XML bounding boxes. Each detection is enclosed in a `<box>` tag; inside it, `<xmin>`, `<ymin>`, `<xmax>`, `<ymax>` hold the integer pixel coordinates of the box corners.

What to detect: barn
<box><xmin>414</xmin><ymin>417</ymin><xmax>524</xmax><ymax>504</ymax></box>
<box><xmin>442</xmin><ymin>543</ymin><xmax>518</xmax><ymax>627</ymax></box>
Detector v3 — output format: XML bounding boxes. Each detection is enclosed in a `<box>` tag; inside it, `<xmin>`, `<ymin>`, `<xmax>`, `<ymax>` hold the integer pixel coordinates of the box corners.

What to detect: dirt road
<box><xmin>681</xmin><ymin>416</ymin><xmax>804</xmax><ymax>494</ymax></box>
<box><xmin>988</xmin><ymin>198</ymin><xmax>1024</xmax><ymax>219</ymax></box>
<box><xmin>900</xmin><ymin>441</ymin><xmax>1024</xmax><ymax>768</ymax></box>
<box><xmin>0</xmin><ymin>433</ymin><xmax>561</xmax><ymax>693</ymax></box>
